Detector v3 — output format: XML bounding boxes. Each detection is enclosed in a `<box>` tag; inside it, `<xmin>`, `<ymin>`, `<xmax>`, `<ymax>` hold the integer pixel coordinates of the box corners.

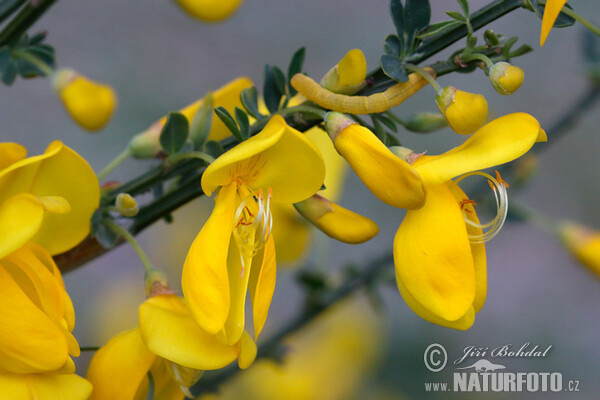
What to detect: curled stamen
<box><xmin>454</xmin><ymin>171</ymin><xmax>509</xmax><ymax>244</ymax></box>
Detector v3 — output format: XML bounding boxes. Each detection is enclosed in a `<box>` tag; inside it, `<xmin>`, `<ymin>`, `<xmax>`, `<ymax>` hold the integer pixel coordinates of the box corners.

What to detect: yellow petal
<box><xmin>336</xmin><ymin>49</ymin><xmax>367</xmax><ymax>88</ymax></box>
<box><xmin>437</xmin><ymin>88</ymin><xmax>488</xmax><ymax>135</ymax></box>
<box><xmin>0</xmin><ymin>262</ymin><xmax>69</xmax><ymax>373</ymax></box>
<box><xmin>202</xmin><ymin>115</ymin><xmax>325</xmax><ymax>204</ymax></box>
<box><xmin>150</xmin><ymin>359</ymin><xmax>187</xmax><ymax>400</ymax></box>
<box><xmin>446</xmin><ymin>180</ymin><xmax>487</xmax><ymax>312</ymax></box>
<box><xmin>270</xmin><ymin>203</ymin><xmax>311</xmax><ymax>264</ymax></box>
<box><xmin>414</xmin><ymin>113</ymin><xmax>543</xmax><ymax>185</ymax></box>
<box><xmin>333</xmin><ymin>123</ymin><xmax>425</xmax><ymax>209</ymax></box>
<box><xmin>248</xmin><ymin>234</ymin><xmax>277</xmax><ymax>339</ymax></box>
<box><xmin>540</xmin><ymin>0</ymin><xmax>568</xmax><ymax>46</ymax></box>
<box><xmin>182</xmin><ymin>182</ymin><xmax>236</xmax><ymax>334</ymax></box>
<box><xmin>295</xmin><ymin>195</ymin><xmax>378</xmax><ymax>244</ymax></box>
<box><xmin>394</xmin><ymin>182</ymin><xmax>476</xmax><ymax>322</ymax></box>
<box><xmin>87</xmin><ymin>327</ymin><xmax>156</xmax><ymax>400</ymax></box>
<box><xmin>0</xmin><ymin>141</ymin><xmax>100</xmax><ymax>255</ymax></box>
<box><xmin>304</xmin><ymin>126</ymin><xmax>347</xmax><ymax>202</ymax></box>
<box><xmin>54</xmin><ymin>68</ymin><xmax>117</xmax><ymax>131</ymax></box>
<box><xmin>0</xmin><ymin>194</ymin><xmax>44</xmax><ymax>260</ymax></box>
<box><xmin>0</xmin><ymin>142</ymin><xmax>27</xmax><ymax>170</ymax></box>
<box><xmin>38</xmin><ymin>196</ymin><xmax>72</xmax><ymax>214</ymax></box>
<box><xmin>175</xmin><ymin>0</ymin><xmax>243</xmax><ymax>22</ymax></box>
<box><xmin>238</xmin><ymin>331</ymin><xmax>257</xmax><ymax>369</ymax></box>
<box><xmin>0</xmin><ymin>372</ymin><xmax>92</xmax><ymax>400</ymax></box>
<box><xmin>138</xmin><ymin>295</ymin><xmax>240</xmax><ymax>370</ymax></box>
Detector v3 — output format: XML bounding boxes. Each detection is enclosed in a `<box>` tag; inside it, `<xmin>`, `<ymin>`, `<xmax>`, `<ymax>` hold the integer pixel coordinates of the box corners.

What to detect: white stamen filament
<box><xmin>232</xmin><ymin>188</ymin><xmax>273</xmax><ymax>278</ymax></box>
<box><xmin>454</xmin><ymin>171</ymin><xmax>508</xmax><ymax>244</ymax></box>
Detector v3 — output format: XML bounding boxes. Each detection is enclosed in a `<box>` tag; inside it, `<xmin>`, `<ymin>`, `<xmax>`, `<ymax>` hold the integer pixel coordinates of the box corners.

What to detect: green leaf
<box><xmin>373</xmin><ymin>113</ymin><xmax>398</xmax><ymax>132</ymax></box>
<box><xmin>263</xmin><ymin>65</ymin><xmax>284</xmax><ymax>113</ymax></box>
<box><xmin>446</xmin><ymin>10</ymin><xmax>466</xmax><ymax>22</ymax></box>
<box><xmin>456</xmin><ymin>0</ymin><xmax>469</xmax><ymax>17</ymax></box>
<box><xmin>160</xmin><ymin>112</ymin><xmax>190</xmax><ymax>155</ymax></box>
<box><xmin>240</xmin><ymin>86</ymin><xmax>263</xmax><ymax>119</ymax></box>
<box><xmin>389</xmin><ymin>0</ymin><xmax>404</xmax><ymax>39</ymax></box>
<box><xmin>287</xmin><ymin>46</ymin><xmax>306</xmax><ymax>96</ymax></box>
<box><xmin>509</xmin><ymin>44</ymin><xmax>534</xmax><ymax>58</ymax></box>
<box><xmin>466</xmin><ymin>35</ymin><xmax>477</xmax><ymax>49</ymax></box>
<box><xmin>91</xmin><ymin>211</ymin><xmax>119</xmax><ymax>249</ymax></box>
<box><xmin>190</xmin><ymin>92</ymin><xmax>213</xmax><ymax>148</ymax></box>
<box><xmin>235</xmin><ymin>107</ymin><xmax>250</xmax><ymax>139</ymax></box>
<box><xmin>502</xmin><ymin>36</ymin><xmax>518</xmax><ymax>57</ymax></box>
<box><xmin>531</xmin><ymin>3</ymin><xmax>575</xmax><ymax>27</ymax></box>
<box><xmin>371</xmin><ymin>117</ymin><xmax>387</xmax><ymax>145</ymax></box>
<box><xmin>204</xmin><ymin>140</ymin><xmax>224</xmax><ymax>158</ymax></box>
<box><xmin>484</xmin><ymin>29</ymin><xmax>500</xmax><ymax>46</ymax></box>
<box><xmin>383</xmin><ymin>34</ymin><xmax>403</xmax><ymax>57</ymax></box>
<box><xmin>380</xmin><ymin>55</ymin><xmax>408</xmax><ymax>82</ymax></box>
<box><xmin>214</xmin><ymin>107</ymin><xmax>244</xmax><ymax>142</ymax></box>
<box><xmin>385</xmin><ymin>132</ymin><xmax>402</xmax><ymax>146</ymax></box>
<box><xmin>416</xmin><ymin>20</ymin><xmax>460</xmax><ymax>39</ymax></box>
<box><xmin>403</xmin><ymin>0</ymin><xmax>431</xmax><ymax>47</ymax></box>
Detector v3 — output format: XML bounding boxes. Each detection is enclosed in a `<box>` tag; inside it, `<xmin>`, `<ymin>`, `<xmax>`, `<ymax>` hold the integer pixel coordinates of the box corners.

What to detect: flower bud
<box><xmin>175</xmin><ymin>0</ymin><xmax>243</xmax><ymax>22</ymax></box>
<box><xmin>389</xmin><ymin>146</ymin><xmax>425</xmax><ymax>164</ymax></box>
<box><xmin>52</xmin><ymin>68</ymin><xmax>116</xmax><ymax>131</ymax></box>
<box><xmin>144</xmin><ymin>268</ymin><xmax>175</xmax><ymax>298</ymax></box>
<box><xmin>559</xmin><ymin>222</ymin><xmax>600</xmax><ymax>276</ymax></box>
<box><xmin>115</xmin><ymin>193</ymin><xmax>139</xmax><ymax>217</ymax></box>
<box><xmin>435</xmin><ymin>86</ymin><xmax>488</xmax><ymax>135</ymax></box>
<box><xmin>127</xmin><ymin>121</ymin><xmax>163</xmax><ymax>158</ymax></box>
<box><xmin>320</xmin><ymin>49</ymin><xmax>367</xmax><ymax>95</ymax></box>
<box><xmin>401</xmin><ymin>112</ymin><xmax>447</xmax><ymax>133</ymax></box>
<box><xmin>294</xmin><ymin>194</ymin><xmax>378</xmax><ymax>244</ymax></box>
<box><xmin>489</xmin><ymin>62</ymin><xmax>524</xmax><ymax>95</ymax></box>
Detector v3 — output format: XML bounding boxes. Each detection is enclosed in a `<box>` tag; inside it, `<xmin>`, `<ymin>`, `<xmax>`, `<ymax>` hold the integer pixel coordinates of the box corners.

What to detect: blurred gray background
<box><xmin>1</xmin><ymin>0</ymin><xmax>599</xmax><ymax>398</ymax></box>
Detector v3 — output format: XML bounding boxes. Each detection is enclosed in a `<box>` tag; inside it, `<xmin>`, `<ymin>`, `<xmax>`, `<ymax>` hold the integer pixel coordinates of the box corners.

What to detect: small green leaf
<box><xmin>484</xmin><ymin>29</ymin><xmax>500</xmax><ymax>46</ymax></box>
<box><xmin>159</xmin><ymin>112</ymin><xmax>189</xmax><ymax>155</ymax></box>
<box><xmin>28</xmin><ymin>31</ymin><xmax>47</xmax><ymax>45</ymax></box>
<box><xmin>271</xmin><ymin>66</ymin><xmax>286</xmax><ymax>96</ymax></box>
<box><xmin>456</xmin><ymin>0</ymin><xmax>469</xmax><ymax>17</ymax></box>
<box><xmin>91</xmin><ymin>211</ymin><xmax>119</xmax><ymax>249</ymax></box>
<box><xmin>371</xmin><ymin>117</ymin><xmax>387</xmax><ymax>144</ymax></box>
<box><xmin>385</xmin><ymin>132</ymin><xmax>402</xmax><ymax>146</ymax></box>
<box><xmin>204</xmin><ymin>140</ymin><xmax>224</xmax><ymax>158</ymax></box>
<box><xmin>287</xmin><ymin>47</ymin><xmax>306</xmax><ymax>96</ymax></box>
<box><xmin>466</xmin><ymin>35</ymin><xmax>477</xmax><ymax>49</ymax></box>
<box><xmin>502</xmin><ymin>36</ymin><xmax>518</xmax><ymax>57</ymax></box>
<box><xmin>235</xmin><ymin>107</ymin><xmax>250</xmax><ymax>139</ymax></box>
<box><xmin>390</xmin><ymin>0</ymin><xmax>405</xmax><ymax>39</ymax></box>
<box><xmin>509</xmin><ymin>44</ymin><xmax>534</xmax><ymax>58</ymax></box>
<box><xmin>380</xmin><ymin>55</ymin><xmax>408</xmax><ymax>82</ymax></box>
<box><xmin>214</xmin><ymin>107</ymin><xmax>244</xmax><ymax>142</ymax></box>
<box><xmin>240</xmin><ymin>86</ymin><xmax>263</xmax><ymax>119</ymax></box>
<box><xmin>416</xmin><ymin>20</ymin><xmax>460</xmax><ymax>39</ymax></box>
<box><xmin>263</xmin><ymin>65</ymin><xmax>284</xmax><ymax>113</ymax></box>
<box><xmin>190</xmin><ymin>92</ymin><xmax>213</xmax><ymax>148</ymax></box>
<box><xmin>373</xmin><ymin>113</ymin><xmax>398</xmax><ymax>132</ymax></box>
<box><xmin>404</xmin><ymin>0</ymin><xmax>431</xmax><ymax>47</ymax></box>
<box><xmin>383</xmin><ymin>34</ymin><xmax>403</xmax><ymax>57</ymax></box>
<box><xmin>446</xmin><ymin>10</ymin><xmax>466</xmax><ymax>22</ymax></box>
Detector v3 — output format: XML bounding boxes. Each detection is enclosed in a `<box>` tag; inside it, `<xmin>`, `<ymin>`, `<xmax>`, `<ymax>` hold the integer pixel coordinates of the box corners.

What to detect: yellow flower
<box><xmin>435</xmin><ymin>86</ymin><xmax>488</xmax><ymax>135</ymax></box>
<box><xmin>320</xmin><ymin>49</ymin><xmax>367</xmax><ymax>95</ymax></box>
<box><xmin>182</xmin><ymin>115</ymin><xmax>325</xmax><ymax>344</ymax></box>
<box><xmin>128</xmin><ymin>77</ymin><xmax>253</xmax><ymax>158</ymax></box>
<box><xmin>489</xmin><ymin>62</ymin><xmax>525</xmax><ymax>95</ymax></box>
<box><xmin>395</xmin><ymin>113</ymin><xmax>546</xmax><ymax>329</ymax></box>
<box><xmin>87</xmin><ymin>294</ymin><xmax>257</xmax><ymax>399</ymax></box>
<box><xmin>325</xmin><ymin>113</ymin><xmax>546</xmax><ymax>329</ymax></box>
<box><xmin>0</xmin><ymin>243</ymin><xmax>92</xmax><ymax>398</ymax></box>
<box><xmin>53</xmin><ymin>68</ymin><xmax>117</xmax><ymax>131</ymax></box>
<box><xmin>559</xmin><ymin>222</ymin><xmax>600</xmax><ymax>276</ymax></box>
<box><xmin>175</xmin><ymin>0</ymin><xmax>243</xmax><ymax>22</ymax></box>
<box><xmin>540</xmin><ymin>0</ymin><xmax>568</xmax><ymax>46</ymax></box>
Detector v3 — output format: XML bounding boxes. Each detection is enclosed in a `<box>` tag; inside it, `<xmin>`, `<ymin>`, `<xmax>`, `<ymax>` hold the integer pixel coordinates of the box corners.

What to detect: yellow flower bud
<box><xmin>52</xmin><ymin>68</ymin><xmax>116</xmax><ymax>131</ymax></box>
<box><xmin>436</xmin><ymin>86</ymin><xmax>488</xmax><ymax>135</ymax></box>
<box><xmin>175</xmin><ymin>0</ymin><xmax>243</xmax><ymax>22</ymax></box>
<box><xmin>489</xmin><ymin>62</ymin><xmax>524</xmax><ymax>95</ymax></box>
<box><xmin>320</xmin><ymin>49</ymin><xmax>367</xmax><ymax>95</ymax></box>
<box><xmin>115</xmin><ymin>193</ymin><xmax>139</xmax><ymax>217</ymax></box>
<box><xmin>559</xmin><ymin>222</ymin><xmax>600</xmax><ymax>276</ymax></box>
<box><xmin>294</xmin><ymin>194</ymin><xmax>379</xmax><ymax>244</ymax></box>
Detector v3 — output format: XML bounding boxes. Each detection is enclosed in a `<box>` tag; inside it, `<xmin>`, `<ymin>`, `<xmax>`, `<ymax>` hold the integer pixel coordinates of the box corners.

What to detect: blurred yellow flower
<box><xmin>540</xmin><ymin>0</ymin><xmax>568</xmax><ymax>46</ymax></box>
<box><xmin>559</xmin><ymin>222</ymin><xmax>600</xmax><ymax>276</ymax></box>
<box><xmin>175</xmin><ymin>0</ymin><xmax>243</xmax><ymax>22</ymax></box>
<box><xmin>182</xmin><ymin>115</ymin><xmax>325</xmax><ymax>344</ymax></box>
<box><xmin>87</xmin><ymin>294</ymin><xmax>256</xmax><ymax>400</ymax></box>
<box><xmin>53</xmin><ymin>68</ymin><xmax>117</xmax><ymax>131</ymax></box>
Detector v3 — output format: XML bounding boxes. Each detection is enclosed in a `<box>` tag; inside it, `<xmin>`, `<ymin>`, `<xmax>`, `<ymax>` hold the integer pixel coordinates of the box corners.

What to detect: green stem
<box><xmin>278</xmin><ymin>104</ymin><xmax>327</xmax><ymax>120</ymax></box>
<box><xmin>509</xmin><ymin>200</ymin><xmax>559</xmax><ymax>235</ymax></box>
<box><xmin>557</xmin><ymin>6</ymin><xmax>600</xmax><ymax>38</ymax></box>
<box><xmin>12</xmin><ymin>49</ymin><xmax>54</xmax><ymax>76</ymax></box>
<box><xmin>404</xmin><ymin>63</ymin><xmax>442</xmax><ymax>93</ymax></box>
<box><xmin>462</xmin><ymin>52</ymin><xmax>494</xmax><ymax>69</ymax></box>
<box><xmin>97</xmin><ymin>149</ymin><xmax>132</xmax><ymax>181</ymax></box>
<box><xmin>167</xmin><ymin>151</ymin><xmax>215</xmax><ymax>165</ymax></box>
<box><xmin>79</xmin><ymin>346</ymin><xmax>100</xmax><ymax>352</ymax></box>
<box><xmin>103</xmin><ymin>219</ymin><xmax>154</xmax><ymax>273</ymax></box>
<box><xmin>0</xmin><ymin>0</ymin><xmax>57</xmax><ymax>46</ymax></box>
